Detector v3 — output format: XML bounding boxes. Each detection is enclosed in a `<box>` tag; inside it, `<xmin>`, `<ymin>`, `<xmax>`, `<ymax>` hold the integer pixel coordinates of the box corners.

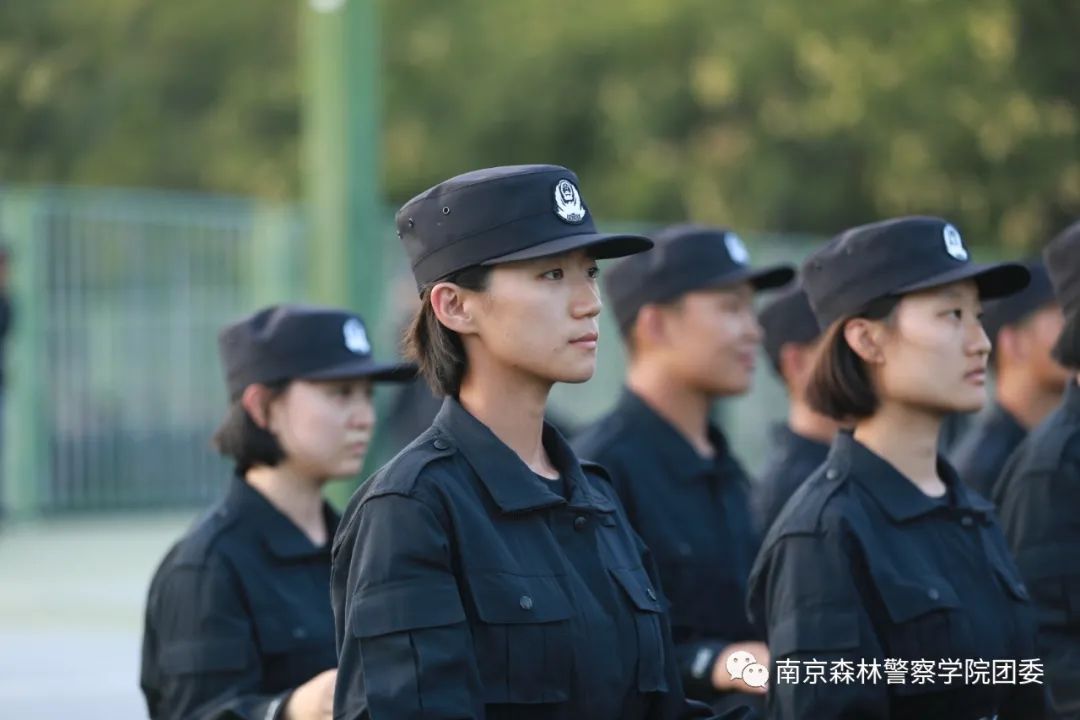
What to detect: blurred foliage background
<box><xmin>2</xmin><ymin>0</ymin><xmax>1079</xmax><ymax>247</ymax></box>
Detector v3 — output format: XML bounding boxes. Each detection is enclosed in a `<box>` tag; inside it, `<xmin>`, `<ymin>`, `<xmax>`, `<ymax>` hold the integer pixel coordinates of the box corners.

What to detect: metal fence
<box><xmin>0</xmin><ymin>185</ymin><xmax>824</xmax><ymax>515</ymax></box>
<box><xmin>0</xmin><ymin>187</ymin><xmax>310</xmax><ymax>512</ymax></box>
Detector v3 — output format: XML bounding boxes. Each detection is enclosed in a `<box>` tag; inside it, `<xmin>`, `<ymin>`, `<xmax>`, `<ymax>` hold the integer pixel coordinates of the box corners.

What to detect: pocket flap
<box><xmin>769</xmin><ymin>608</ymin><xmax>860</xmax><ymax>659</ymax></box>
<box><xmin>468</xmin><ymin>573</ymin><xmax>572</xmax><ymax>624</ymax></box>
<box><xmin>159</xmin><ymin>638</ymin><xmax>252</xmax><ymax>675</ymax></box>
<box><xmin>877</xmin><ymin>575</ymin><xmax>961</xmax><ymax>623</ymax></box>
<box><xmin>350</xmin><ymin>577</ymin><xmax>466</xmax><ymax>638</ymax></box>
<box><xmin>609</xmin><ymin>566</ymin><xmax>664</xmax><ymax>614</ymax></box>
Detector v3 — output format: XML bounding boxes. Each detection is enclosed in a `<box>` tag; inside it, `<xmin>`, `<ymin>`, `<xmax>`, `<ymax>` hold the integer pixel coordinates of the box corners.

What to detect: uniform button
<box><xmin>927</xmin><ymin>587</ymin><xmax>940</xmax><ymax>601</ymax></box>
<box><xmin>433</xmin><ymin>439</ymin><xmax>450</xmax><ymax>451</ymax></box>
<box><xmin>519</xmin><ymin>595</ymin><xmax>533</xmax><ymax>611</ymax></box>
<box><xmin>826</xmin><ymin>468</ymin><xmax>839</xmax><ymax>480</ymax></box>
<box><xmin>573</xmin><ymin>515</ymin><xmax>587</xmax><ymax>531</ymax></box>
<box><xmin>960</xmin><ymin>515</ymin><xmax>974</xmax><ymax>527</ymax></box>
<box><xmin>646</xmin><ymin>588</ymin><xmax>657</xmax><ymax>601</ymax></box>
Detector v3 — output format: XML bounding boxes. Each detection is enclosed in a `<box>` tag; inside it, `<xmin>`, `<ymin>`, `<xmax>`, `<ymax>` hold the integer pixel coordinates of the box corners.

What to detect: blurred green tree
<box><xmin>1</xmin><ymin>0</ymin><xmax>1078</xmax><ymax>248</ymax></box>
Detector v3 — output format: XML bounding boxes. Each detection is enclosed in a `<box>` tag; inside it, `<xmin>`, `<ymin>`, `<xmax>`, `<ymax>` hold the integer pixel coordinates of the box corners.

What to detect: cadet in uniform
<box><xmin>141</xmin><ymin>306</ymin><xmax>415</xmax><ymax>720</ymax></box>
<box><xmin>950</xmin><ymin>260</ymin><xmax>1069</xmax><ymax>497</ymax></box>
<box><xmin>331</xmin><ymin>166</ymin><xmax>750</xmax><ymax>720</ymax></box>
<box><xmin>753</xmin><ymin>282</ymin><xmax>840</xmax><ymax>532</ymax></box>
<box><xmin>573</xmin><ymin>224</ymin><xmax>794</xmax><ymax>714</ymax></box>
<box><xmin>993</xmin><ymin>221</ymin><xmax>1080</xmax><ymax>718</ymax></box>
<box><xmin>747</xmin><ymin>217</ymin><xmax>1046</xmax><ymax>719</ymax></box>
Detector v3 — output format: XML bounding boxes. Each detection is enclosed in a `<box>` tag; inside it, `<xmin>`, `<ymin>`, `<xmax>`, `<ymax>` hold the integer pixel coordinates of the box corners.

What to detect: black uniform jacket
<box><xmin>141</xmin><ymin>477</ymin><xmax>339</xmax><ymax>720</ymax></box>
<box><xmin>951</xmin><ymin>400</ymin><xmax>1027</xmax><ymax>499</ymax></box>
<box><xmin>748</xmin><ymin>431</ymin><xmax>1045</xmax><ymax>720</ymax></box>
<box><xmin>573</xmin><ymin>389</ymin><xmax>764</xmax><ymax>707</ymax></box>
<box><xmin>994</xmin><ymin>379</ymin><xmax>1080</xmax><ymax>718</ymax></box>
<box><xmin>753</xmin><ymin>422</ymin><xmax>830</xmax><ymax>534</ymax></box>
<box><xmin>330</xmin><ymin>397</ymin><xmax>749</xmax><ymax>720</ymax></box>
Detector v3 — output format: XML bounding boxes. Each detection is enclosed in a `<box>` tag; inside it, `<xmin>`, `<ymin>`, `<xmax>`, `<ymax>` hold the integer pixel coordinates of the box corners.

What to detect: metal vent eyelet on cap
<box><xmin>442</xmin><ymin>207</ymin><xmax>451</xmax><ymax>215</ymax></box>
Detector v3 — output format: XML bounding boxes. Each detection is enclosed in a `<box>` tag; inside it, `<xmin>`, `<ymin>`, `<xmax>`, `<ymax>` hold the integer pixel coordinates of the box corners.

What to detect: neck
<box><xmin>245</xmin><ymin>465</ymin><xmax>328</xmax><ymax>545</ymax></box>
<box><xmin>853</xmin><ymin>400</ymin><xmax>945</xmax><ymax>497</ymax></box>
<box><xmin>627</xmin><ymin>361</ymin><xmax>713</xmax><ymax>458</ymax></box>
<box><xmin>457</xmin><ymin>360</ymin><xmax>555</xmax><ymax>477</ymax></box>
<box><xmin>996</xmin><ymin>369</ymin><xmax>1065</xmax><ymax>430</ymax></box>
<box><xmin>788</xmin><ymin>397</ymin><xmax>839</xmax><ymax>445</ymax></box>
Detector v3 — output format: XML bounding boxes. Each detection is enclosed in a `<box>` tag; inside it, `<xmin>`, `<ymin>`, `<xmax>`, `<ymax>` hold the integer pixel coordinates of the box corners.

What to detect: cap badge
<box><xmin>724</xmin><ymin>232</ymin><xmax>750</xmax><ymax>264</ymax></box>
<box><xmin>343</xmin><ymin>318</ymin><xmax>371</xmax><ymax>354</ymax></box>
<box><xmin>943</xmin><ymin>224</ymin><xmax>968</xmax><ymax>261</ymax></box>
<box><xmin>553</xmin><ymin>179</ymin><xmax>587</xmax><ymax>224</ymax></box>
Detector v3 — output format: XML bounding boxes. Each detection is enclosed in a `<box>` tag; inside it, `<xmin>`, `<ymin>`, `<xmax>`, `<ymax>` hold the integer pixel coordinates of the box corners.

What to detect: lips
<box><xmin>965</xmin><ymin>368</ymin><xmax>987</xmax><ymax>384</ymax></box>
<box><xmin>570</xmin><ymin>331</ymin><xmax>599</xmax><ymax>344</ymax></box>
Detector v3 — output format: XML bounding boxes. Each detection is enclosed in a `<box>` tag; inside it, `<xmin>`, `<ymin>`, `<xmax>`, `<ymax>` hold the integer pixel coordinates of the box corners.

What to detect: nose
<box><xmin>744</xmin><ymin>308</ymin><xmax>764</xmax><ymax>344</ymax></box>
<box><xmin>348</xmin><ymin>395</ymin><xmax>377</xmax><ymax>430</ymax></box>
<box><xmin>968</xmin><ymin>316</ymin><xmax>992</xmax><ymax>357</ymax></box>
<box><xmin>571</xmin><ymin>275</ymin><xmax>602</xmax><ymax>319</ymax></box>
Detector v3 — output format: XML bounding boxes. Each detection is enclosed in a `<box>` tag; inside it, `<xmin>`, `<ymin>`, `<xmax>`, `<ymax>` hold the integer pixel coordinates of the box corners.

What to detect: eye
<box><xmin>942</xmin><ymin>308</ymin><xmax>963</xmax><ymax>321</ymax></box>
<box><xmin>541</xmin><ymin>268</ymin><xmax>564</xmax><ymax>280</ymax></box>
<box><xmin>586</xmin><ymin>265</ymin><xmax>600</xmax><ymax>279</ymax></box>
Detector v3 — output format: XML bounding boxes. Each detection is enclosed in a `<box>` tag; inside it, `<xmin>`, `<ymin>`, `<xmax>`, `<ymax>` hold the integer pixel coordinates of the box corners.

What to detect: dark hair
<box><xmin>212</xmin><ymin>380</ymin><xmax>290</xmax><ymax>475</ymax></box>
<box><xmin>806</xmin><ymin>295</ymin><xmax>901</xmax><ymax>420</ymax></box>
<box><xmin>1053</xmin><ymin>313</ymin><xmax>1080</xmax><ymax>369</ymax></box>
<box><xmin>403</xmin><ymin>265</ymin><xmax>492</xmax><ymax>397</ymax></box>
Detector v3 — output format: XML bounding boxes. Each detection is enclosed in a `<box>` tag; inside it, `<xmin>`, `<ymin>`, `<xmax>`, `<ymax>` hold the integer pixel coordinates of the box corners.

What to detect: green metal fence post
<box><xmin>0</xmin><ymin>190</ymin><xmax>49</xmax><ymax>518</ymax></box>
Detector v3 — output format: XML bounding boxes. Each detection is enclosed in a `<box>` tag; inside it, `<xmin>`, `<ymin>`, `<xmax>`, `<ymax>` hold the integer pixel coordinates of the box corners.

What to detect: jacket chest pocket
<box><xmin>467</xmin><ymin>572</ymin><xmax>574</xmax><ymax>705</ymax></box>
<box><xmin>876</xmin><ymin>575</ymin><xmax>973</xmax><ymax>694</ymax></box>
<box><xmin>252</xmin><ymin>612</ymin><xmax>335</xmax><ymax>690</ymax></box>
<box><xmin>609</xmin><ymin>566</ymin><xmax>669</xmax><ymax>693</ymax></box>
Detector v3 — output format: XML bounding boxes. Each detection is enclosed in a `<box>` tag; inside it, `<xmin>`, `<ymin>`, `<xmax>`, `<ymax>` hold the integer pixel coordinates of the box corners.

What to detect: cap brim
<box><xmin>895</xmin><ymin>262</ymin><xmax>1030</xmax><ymax>301</ymax></box>
<box><xmin>700</xmin><ymin>263</ymin><xmax>796</xmax><ymax>293</ymax></box>
<box><xmin>481</xmin><ymin>231</ymin><xmax>654</xmax><ymax>265</ymax></box>
<box><xmin>300</xmin><ymin>359</ymin><xmax>417</xmax><ymax>384</ymax></box>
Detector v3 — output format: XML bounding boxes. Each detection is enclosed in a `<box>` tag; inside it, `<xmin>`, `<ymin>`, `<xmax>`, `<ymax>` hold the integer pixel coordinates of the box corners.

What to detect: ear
<box><xmin>430</xmin><ymin>281</ymin><xmax>479</xmax><ymax>336</ymax></box>
<box><xmin>632</xmin><ymin>304</ymin><xmax>671</xmax><ymax>351</ymax></box>
<box><xmin>241</xmin><ymin>384</ymin><xmax>275</xmax><ymax>430</ymax></box>
<box><xmin>778</xmin><ymin>342</ymin><xmax>806</xmax><ymax>384</ymax></box>
<box><xmin>996</xmin><ymin>325</ymin><xmax>1025</xmax><ymax>363</ymax></box>
<box><xmin>842</xmin><ymin>317</ymin><xmax>886</xmax><ymax>365</ymax></box>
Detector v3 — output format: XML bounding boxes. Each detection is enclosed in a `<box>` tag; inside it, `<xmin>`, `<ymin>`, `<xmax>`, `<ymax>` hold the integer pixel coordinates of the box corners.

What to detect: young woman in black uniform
<box><xmin>747</xmin><ymin>217</ymin><xmax>1047</xmax><ymax>719</ymax></box>
<box><xmin>331</xmin><ymin>165</ymin><xmax>749</xmax><ymax>720</ymax></box>
<box><xmin>141</xmin><ymin>305</ymin><xmax>414</xmax><ymax>720</ymax></box>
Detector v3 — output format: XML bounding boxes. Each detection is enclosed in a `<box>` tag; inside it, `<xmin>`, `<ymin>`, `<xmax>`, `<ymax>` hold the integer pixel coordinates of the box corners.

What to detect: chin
<box><xmin>946</xmin><ymin>391</ymin><xmax>986</xmax><ymax>415</ymax></box>
<box><xmin>553</xmin><ymin>369</ymin><xmax>595</xmax><ymax>385</ymax></box>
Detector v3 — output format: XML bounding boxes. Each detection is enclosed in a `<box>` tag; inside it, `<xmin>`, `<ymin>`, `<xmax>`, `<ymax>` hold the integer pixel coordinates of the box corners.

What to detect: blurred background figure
<box><xmin>950</xmin><ymin>259</ymin><xmax>1069</xmax><ymax>498</ymax></box>
<box><xmin>993</xmin><ymin>222</ymin><xmax>1080</xmax><ymax>719</ymax></box>
<box><xmin>574</xmin><ymin>224</ymin><xmax>793</xmax><ymax>715</ymax></box>
<box><xmin>753</xmin><ymin>281</ymin><xmax>840</xmax><ymax>533</ymax></box>
<box><xmin>140</xmin><ymin>305</ymin><xmax>414</xmax><ymax>720</ymax></box>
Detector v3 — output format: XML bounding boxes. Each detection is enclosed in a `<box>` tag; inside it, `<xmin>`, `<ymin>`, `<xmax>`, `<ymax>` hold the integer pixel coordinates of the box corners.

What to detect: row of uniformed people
<box><xmin>140</xmin><ymin>162</ymin><xmax>1079</xmax><ymax>719</ymax></box>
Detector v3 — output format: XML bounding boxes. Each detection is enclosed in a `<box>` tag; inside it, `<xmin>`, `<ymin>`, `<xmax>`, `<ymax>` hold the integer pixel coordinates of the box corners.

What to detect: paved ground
<box><xmin>0</xmin><ymin>512</ymin><xmax>196</xmax><ymax>719</ymax></box>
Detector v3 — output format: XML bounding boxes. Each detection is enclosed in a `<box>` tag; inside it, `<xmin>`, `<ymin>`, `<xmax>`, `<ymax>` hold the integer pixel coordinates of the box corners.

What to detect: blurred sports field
<box><xmin>0</xmin><ymin>513</ymin><xmax>194</xmax><ymax>719</ymax></box>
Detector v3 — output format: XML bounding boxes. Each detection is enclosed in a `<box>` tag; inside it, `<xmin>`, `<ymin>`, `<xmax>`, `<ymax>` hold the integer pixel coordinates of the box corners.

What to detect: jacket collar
<box><xmin>612</xmin><ymin>388</ymin><xmax>733</xmax><ymax>483</ymax></box>
<box><xmin>829</xmin><ymin>431</ymin><xmax>995</xmax><ymax>523</ymax></box>
<box><xmin>433</xmin><ymin>397</ymin><xmax>615</xmax><ymax>514</ymax></box>
<box><xmin>224</xmin><ymin>476</ymin><xmax>340</xmax><ymax>560</ymax></box>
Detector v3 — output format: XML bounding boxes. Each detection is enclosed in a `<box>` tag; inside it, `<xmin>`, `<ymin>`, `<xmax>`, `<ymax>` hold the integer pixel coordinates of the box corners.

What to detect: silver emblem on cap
<box><xmin>343</xmin><ymin>318</ymin><xmax>371</xmax><ymax>354</ymax></box>
<box><xmin>725</xmin><ymin>232</ymin><xmax>750</xmax><ymax>264</ymax></box>
<box><xmin>553</xmin><ymin>179</ymin><xmax>587</xmax><ymax>224</ymax></box>
<box><xmin>943</xmin><ymin>224</ymin><xmax>968</xmax><ymax>261</ymax></box>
